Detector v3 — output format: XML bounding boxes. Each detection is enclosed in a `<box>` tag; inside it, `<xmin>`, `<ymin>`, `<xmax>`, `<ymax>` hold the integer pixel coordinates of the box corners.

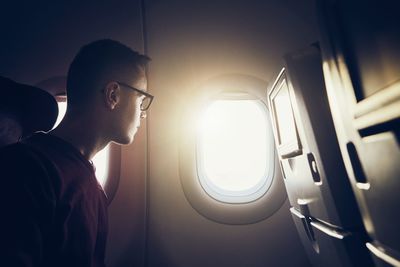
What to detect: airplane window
<box><xmin>197</xmin><ymin>99</ymin><xmax>273</xmax><ymax>203</ymax></box>
<box><xmin>180</xmin><ymin>75</ymin><xmax>285</xmax><ymax>224</ymax></box>
<box><xmin>53</xmin><ymin>101</ymin><xmax>67</xmax><ymax>129</ymax></box>
<box><xmin>53</xmin><ymin>101</ymin><xmax>110</xmax><ymax>187</ymax></box>
<box><xmin>91</xmin><ymin>145</ymin><xmax>110</xmax><ymax>187</ymax></box>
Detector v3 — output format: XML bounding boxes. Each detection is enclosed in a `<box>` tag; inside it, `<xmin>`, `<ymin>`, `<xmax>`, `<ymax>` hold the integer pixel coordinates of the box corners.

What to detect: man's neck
<box><xmin>50</xmin><ymin>115</ymin><xmax>108</xmax><ymax>160</ymax></box>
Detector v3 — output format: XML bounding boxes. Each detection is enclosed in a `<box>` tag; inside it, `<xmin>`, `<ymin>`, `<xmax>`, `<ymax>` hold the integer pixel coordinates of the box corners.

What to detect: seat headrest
<box><xmin>0</xmin><ymin>76</ymin><xmax>59</xmax><ymax>137</ymax></box>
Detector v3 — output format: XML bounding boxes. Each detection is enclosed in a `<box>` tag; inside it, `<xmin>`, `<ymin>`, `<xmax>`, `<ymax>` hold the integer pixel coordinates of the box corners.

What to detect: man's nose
<box><xmin>140</xmin><ymin>111</ymin><xmax>147</xmax><ymax>119</ymax></box>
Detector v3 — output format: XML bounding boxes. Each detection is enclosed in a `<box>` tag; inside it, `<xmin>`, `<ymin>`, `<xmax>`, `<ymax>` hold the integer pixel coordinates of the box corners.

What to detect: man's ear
<box><xmin>103</xmin><ymin>82</ymin><xmax>120</xmax><ymax>110</ymax></box>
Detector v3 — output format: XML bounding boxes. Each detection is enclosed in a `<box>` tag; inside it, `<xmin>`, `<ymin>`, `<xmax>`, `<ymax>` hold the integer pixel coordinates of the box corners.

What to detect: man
<box><xmin>0</xmin><ymin>76</ymin><xmax>58</xmax><ymax>147</ymax></box>
<box><xmin>0</xmin><ymin>39</ymin><xmax>152</xmax><ymax>266</ymax></box>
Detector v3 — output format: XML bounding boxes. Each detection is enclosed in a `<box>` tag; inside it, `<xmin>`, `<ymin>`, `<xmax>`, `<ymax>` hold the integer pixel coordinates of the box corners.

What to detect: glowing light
<box><xmin>53</xmin><ymin>101</ymin><xmax>67</xmax><ymax>129</ymax></box>
<box><xmin>197</xmin><ymin>99</ymin><xmax>273</xmax><ymax>203</ymax></box>
<box><xmin>92</xmin><ymin>145</ymin><xmax>110</xmax><ymax>187</ymax></box>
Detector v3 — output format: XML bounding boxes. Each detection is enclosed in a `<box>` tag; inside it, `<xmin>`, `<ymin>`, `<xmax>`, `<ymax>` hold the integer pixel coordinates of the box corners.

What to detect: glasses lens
<box><xmin>141</xmin><ymin>97</ymin><xmax>151</xmax><ymax>111</ymax></box>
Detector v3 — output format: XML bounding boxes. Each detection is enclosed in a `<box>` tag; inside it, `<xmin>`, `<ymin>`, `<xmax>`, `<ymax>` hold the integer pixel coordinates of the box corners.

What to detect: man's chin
<box><xmin>114</xmin><ymin>132</ymin><xmax>136</xmax><ymax>145</ymax></box>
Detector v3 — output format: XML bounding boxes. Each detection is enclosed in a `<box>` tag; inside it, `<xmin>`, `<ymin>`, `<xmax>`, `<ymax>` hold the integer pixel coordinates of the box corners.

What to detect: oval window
<box><xmin>197</xmin><ymin>99</ymin><xmax>274</xmax><ymax>203</ymax></box>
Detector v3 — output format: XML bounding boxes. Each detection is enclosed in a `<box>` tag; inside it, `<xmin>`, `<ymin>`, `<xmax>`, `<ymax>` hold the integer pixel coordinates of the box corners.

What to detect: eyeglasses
<box><xmin>117</xmin><ymin>82</ymin><xmax>154</xmax><ymax>111</ymax></box>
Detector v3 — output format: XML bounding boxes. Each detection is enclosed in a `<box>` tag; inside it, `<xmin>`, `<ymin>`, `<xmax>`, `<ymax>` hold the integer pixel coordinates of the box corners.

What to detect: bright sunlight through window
<box><xmin>197</xmin><ymin>99</ymin><xmax>273</xmax><ymax>203</ymax></box>
<box><xmin>54</xmin><ymin>101</ymin><xmax>110</xmax><ymax>187</ymax></box>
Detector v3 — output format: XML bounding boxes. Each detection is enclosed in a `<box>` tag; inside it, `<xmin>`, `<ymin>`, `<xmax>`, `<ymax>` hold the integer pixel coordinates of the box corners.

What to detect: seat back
<box><xmin>317</xmin><ymin>0</ymin><xmax>400</xmax><ymax>265</ymax></box>
<box><xmin>268</xmin><ymin>46</ymin><xmax>372</xmax><ymax>266</ymax></box>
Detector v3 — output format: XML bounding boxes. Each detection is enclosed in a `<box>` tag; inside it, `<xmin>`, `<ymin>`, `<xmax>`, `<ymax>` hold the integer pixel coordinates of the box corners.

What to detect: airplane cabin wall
<box><xmin>0</xmin><ymin>0</ymin><xmax>322</xmax><ymax>266</ymax></box>
<box><xmin>145</xmin><ymin>0</ymin><xmax>318</xmax><ymax>266</ymax></box>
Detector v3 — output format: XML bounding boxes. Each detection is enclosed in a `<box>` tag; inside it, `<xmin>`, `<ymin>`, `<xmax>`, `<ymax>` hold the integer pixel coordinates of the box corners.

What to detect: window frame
<box><xmin>179</xmin><ymin>74</ymin><xmax>287</xmax><ymax>225</ymax></box>
<box><xmin>196</xmin><ymin>96</ymin><xmax>274</xmax><ymax>204</ymax></box>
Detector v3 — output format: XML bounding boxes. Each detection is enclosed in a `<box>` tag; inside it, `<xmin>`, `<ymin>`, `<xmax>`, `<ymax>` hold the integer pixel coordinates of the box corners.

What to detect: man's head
<box><xmin>0</xmin><ymin>76</ymin><xmax>58</xmax><ymax>147</ymax></box>
<box><xmin>66</xmin><ymin>39</ymin><xmax>151</xmax><ymax>144</ymax></box>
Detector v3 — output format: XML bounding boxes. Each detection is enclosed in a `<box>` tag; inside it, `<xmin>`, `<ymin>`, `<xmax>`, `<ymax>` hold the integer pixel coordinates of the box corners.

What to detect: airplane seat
<box><xmin>0</xmin><ymin>76</ymin><xmax>58</xmax><ymax>147</ymax></box>
<box><xmin>317</xmin><ymin>0</ymin><xmax>400</xmax><ymax>266</ymax></box>
<box><xmin>267</xmin><ymin>45</ymin><xmax>372</xmax><ymax>266</ymax></box>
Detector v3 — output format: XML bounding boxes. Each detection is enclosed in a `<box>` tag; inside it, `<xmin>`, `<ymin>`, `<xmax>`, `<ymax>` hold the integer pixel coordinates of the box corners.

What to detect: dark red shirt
<box><xmin>0</xmin><ymin>133</ymin><xmax>108</xmax><ymax>267</ymax></box>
